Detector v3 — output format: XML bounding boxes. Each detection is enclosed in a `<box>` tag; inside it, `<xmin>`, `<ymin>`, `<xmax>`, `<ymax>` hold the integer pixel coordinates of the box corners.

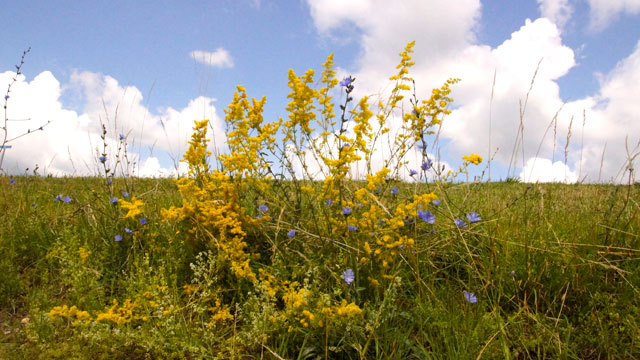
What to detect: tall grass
<box><xmin>1</xmin><ymin>43</ymin><xmax>639</xmax><ymax>359</ymax></box>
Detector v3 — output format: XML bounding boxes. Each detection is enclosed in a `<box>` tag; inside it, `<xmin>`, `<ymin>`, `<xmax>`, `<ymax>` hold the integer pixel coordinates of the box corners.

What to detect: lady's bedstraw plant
<box><xmin>160</xmin><ymin>41</ymin><xmax>464</xmax><ymax>348</ymax></box>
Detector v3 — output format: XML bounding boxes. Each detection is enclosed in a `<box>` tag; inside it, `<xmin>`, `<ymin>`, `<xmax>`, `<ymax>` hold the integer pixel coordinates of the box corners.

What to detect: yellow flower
<box><xmin>462</xmin><ymin>153</ymin><xmax>483</xmax><ymax>165</ymax></box>
<box><xmin>119</xmin><ymin>197</ymin><xmax>144</xmax><ymax>219</ymax></box>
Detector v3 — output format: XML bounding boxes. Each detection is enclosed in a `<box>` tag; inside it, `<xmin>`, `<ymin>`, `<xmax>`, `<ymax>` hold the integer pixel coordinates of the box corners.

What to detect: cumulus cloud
<box><xmin>519</xmin><ymin>157</ymin><xmax>578</xmax><ymax>183</ymax></box>
<box><xmin>306</xmin><ymin>0</ymin><xmax>639</xmax><ymax>183</ymax></box>
<box><xmin>537</xmin><ymin>0</ymin><xmax>574</xmax><ymax>29</ymax></box>
<box><xmin>0</xmin><ymin>69</ymin><xmax>226</xmax><ymax>176</ymax></box>
<box><xmin>588</xmin><ymin>0</ymin><xmax>640</xmax><ymax>31</ymax></box>
<box><xmin>190</xmin><ymin>48</ymin><xmax>234</xmax><ymax>69</ymax></box>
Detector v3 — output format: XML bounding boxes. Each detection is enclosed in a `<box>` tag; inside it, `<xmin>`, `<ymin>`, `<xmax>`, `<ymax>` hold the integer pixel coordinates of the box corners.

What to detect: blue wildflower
<box><xmin>454</xmin><ymin>218</ymin><xmax>467</xmax><ymax>228</ymax></box>
<box><xmin>341</xmin><ymin>142</ymin><xmax>351</xmax><ymax>150</ymax></box>
<box><xmin>54</xmin><ymin>194</ymin><xmax>62</xmax><ymax>202</ymax></box>
<box><xmin>122</xmin><ymin>191</ymin><xmax>129</xmax><ymax>198</ymax></box>
<box><xmin>9</xmin><ymin>179</ymin><xmax>15</xmax><ymax>185</ymax></box>
<box><xmin>287</xmin><ymin>229</ymin><xmax>296</xmax><ymax>238</ymax></box>
<box><xmin>125</xmin><ymin>228</ymin><xmax>133</xmax><ymax>235</ymax></box>
<box><xmin>342</xmin><ymin>207</ymin><xmax>352</xmax><ymax>216</ymax></box>
<box><xmin>339</xmin><ymin>76</ymin><xmax>353</xmax><ymax>87</ymax></box>
<box><xmin>409</xmin><ymin>169</ymin><xmax>418</xmax><ymax>176</ymax></box>
<box><xmin>32</xmin><ymin>202</ymin><xmax>36</xmax><ymax>207</ymax></box>
<box><xmin>325</xmin><ymin>199</ymin><xmax>333</xmax><ymax>207</ymax></box>
<box><xmin>463</xmin><ymin>290</ymin><xmax>477</xmax><ymax>303</ymax></box>
<box><xmin>342</xmin><ymin>268</ymin><xmax>355</xmax><ymax>284</ymax></box>
<box><xmin>119</xmin><ymin>134</ymin><xmax>125</xmax><ymax>140</ymax></box>
<box><xmin>405</xmin><ymin>215</ymin><xmax>414</xmax><ymax>224</ymax></box>
<box><xmin>110</xmin><ymin>197</ymin><xmax>118</xmax><ymax>204</ymax></box>
<box><xmin>432</xmin><ymin>200</ymin><xmax>441</xmax><ymax>206</ymax></box>
<box><xmin>115</xmin><ymin>234</ymin><xmax>123</xmax><ymax>242</ymax></box>
<box><xmin>62</xmin><ymin>196</ymin><xmax>72</xmax><ymax>203</ymax></box>
<box><xmin>258</xmin><ymin>204</ymin><xmax>268</xmax><ymax>212</ymax></box>
<box><xmin>417</xmin><ymin>210</ymin><xmax>435</xmax><ymax>224</ymax></box>
<box><xmin>347</xmin><ymin>224</ymin><xmax>358</xmax><ymax>232</ymax></box>
<box><xmin>99</xmin><ymin>155</ymin><xmax>107</xmax><ymax>163</ymax></box>
<box><xmin>140</xmin><ymin>217</ymin><xmax>147</xmax><ymax>225</ymax></box>
<box><xmin>391</xmin><ymin>187</ymin><xmax>398</xmax><ymax>195</ymax></box>
<box><xmin>466</xmin><ymin>212</ymin><xmax>481</xmax><ymax>223</ymax></box>
<box><xmin>106</xmin><ymin>179</ymin><xmax>112</xmax><ymax>185</ymax></box>
<box><xmin>422</xmin><ymin>159</ymin><xmax>433</xmax><ymax>171</ymax></box>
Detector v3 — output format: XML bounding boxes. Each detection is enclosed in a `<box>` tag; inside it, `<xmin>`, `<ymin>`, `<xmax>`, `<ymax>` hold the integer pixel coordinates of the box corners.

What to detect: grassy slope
<box><xmin>1</xmin><ymin>176</ymin><xmax>639</xmax><ymax>359</ymax></box>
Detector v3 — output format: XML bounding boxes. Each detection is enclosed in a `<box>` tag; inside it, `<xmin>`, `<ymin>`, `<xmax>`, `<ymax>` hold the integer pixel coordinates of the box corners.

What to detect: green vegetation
<box><xmin>1</xmin><ymin>42</ymin><xmax>639</xmax><ymax>359</ymax></box>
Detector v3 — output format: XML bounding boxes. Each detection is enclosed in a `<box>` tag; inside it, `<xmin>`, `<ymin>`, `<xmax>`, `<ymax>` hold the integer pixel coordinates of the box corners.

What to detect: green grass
<box><xmin>1</xmin><ymin>175</ymin><xmax>638</xmax><ymax>359</ymax></box>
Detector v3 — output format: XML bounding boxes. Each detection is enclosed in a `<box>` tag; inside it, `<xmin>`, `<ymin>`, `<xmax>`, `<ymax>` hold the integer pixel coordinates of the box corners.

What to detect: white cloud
<box><xmin>519</xmin><ymin>157</ymin><xmax>578</xmax><ymax>183</ymax></box>
<box><xmin>0</xmin><ymin>69</ymin><xmax>226</xmax><ymax>176</ymax></box>
<box><xmin>306</xmin><ymin>1</ymin><xmax>639</xmax><ymax>183</ymax></box>
<box><xmin>537</xmin><ymin>0</ymin><xmax>574</xmax><ymax>29</ymax></box>
<box><xmin>588</xmin><ymin>0</ymin><xmax>640</xmax><ymax>31</ymax></box>
<box><xmin>190</xmin><ymin>48</ymin><xmax>234</xmax><ymax>69</ymax></box>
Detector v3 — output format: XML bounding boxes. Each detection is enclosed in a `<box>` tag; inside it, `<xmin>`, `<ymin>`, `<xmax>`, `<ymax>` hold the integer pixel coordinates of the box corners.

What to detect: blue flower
<box><xmin>454</xmin><ymin>218</ymin><xmax>467</xmax><ymax>228</ymax></box>
<box><xmin>122</xmin><ymin>191</ymin><xmax>129</xmax><ymax>198</ymax></box>
<box><xmin>422</xmin><ymin>159</ymin><xmax>433</xmax><ymax>171</ymax></box>
<box><xmin>99</xmin><ymin>155</ymin><xmax>107</xmax><ymax>163</ymax></box>
<box><xmin>339</xmin><ymin>76</ymin><xmax>353</xmax><ymax>87</ymax></box>
<box><xmin>110</xmin><ymin>197</ymin><xmax>118</xmax><ymax>204</ymax></box>
<box><xmin>54</xmin><ymin>194</ymin><xmax>62</xmax><ymax>202</ymax></box>
<box><xmin>325</xmin><ymin>199</ymin><xmax>333</xmax><ymax>207</ymax></box>
<box><xmin>466</xmin><ymin>212</ymin><xmax>481</xmax><ymax>223</ymax></box>
<box><xmin>347</xmin><ymin>224</ymin><xmax>358</xmax><ymax>232</ymax></box>
<box><xmin>106</xmin><ymin>179</ymin><xmax>112</xmax><ymax>185</ymax></box>
<box><xmin>342</xmin><ymin>207</ymin><xmax>352</xmax><ymax>216</ymax></box>
<box><xmin>432</xmin><ymin>200</ymin><xmax>441</xmax><ymax>206</ymax></box>
<box><xmin>119</xmin><ymin>134</ymin><xmax>125</xmax><ymax>140</ymax></box>
<box><xmin>404</xmin><ymin>215</ymin><xmax>414</xmax><ymax>224</ymax></box>
<box><xmin>341</xmin><ymin>142</ymin><xmax>351</xmax><ymax>150</ymax></box>
<box><xmin>9</xmin><ymin>179</ymin><xmax>15</xmax><ymax>185</ymax></box>
<box><xmin>417</xmin><ymin>210</ymin><xmax>435</xmax><ymax>224</ymax></box>
<box><xmin>62</xmin><ymin>196</ymin><xmax>72</xmax><ymax>203</ymax></box>
<box><xmin>391</xmin><ymin>187</ymin><xmax>398</xmax><ymax>195</ymax></box>
<box><xmin>409</xmin><ymin>169</ymin><xmax>418</xmax><ymax>176</ymax></box>
<box><xmin>4</xmin><ymin>95</ymin><xmax>9</xmax><ymax>100</ymax></box>
<box><xmin>342</xmin><ymin>268</ymin><xmax>355</xmax><ymax>284</ymax></box>
<box><xmin>287</xmin><ymin>229</ymin><xmax>296</xmax><ymax>238</ymax></box>
<box><xmin>125</xmin><ymin>228</ymin><xmax>133</xmax><ymax>235</ymax></box>
<box><xmin>31</xmin><ymin>202</ymin><xmax>36</xmax><ymax>207</ymax></box>
<box><xmin>115</xmin><ymin>234</ymin><xmax>123</xmax><ymax>242</ymax></box>
<box><xmin>463</xmin><ymin>290</ymin><xmax>477</xmax><ymax>303</ymax></box>
<box><xmin>140</xmin><ymin>217</ymin><xmax>147</xmax><ymax>225</ymax></box>
<box><xmin>258</xmin><ymin>204</ymin><xmax>268</xmax><ymax>212</ymax></box>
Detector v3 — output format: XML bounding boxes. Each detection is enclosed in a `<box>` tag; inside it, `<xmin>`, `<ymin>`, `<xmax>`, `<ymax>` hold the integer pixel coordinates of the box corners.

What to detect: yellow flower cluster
<box><xmin>95</xmin><ymin>298</ymin><xmax>144</xmax><ymax>325</ymax></box>
<box><xmin>49</xmin><ymin>305</ymin><xmax>91</xmax><ymax>325</ymax></box>
<box><xmin>78</xmin><ymin>247</ymin><xmax>91</xmax><ymax>260</ymax></box>
<box><xmin>119</xmin><ymin>196</ymin><xmax>144</xmax><ymax>219</ymax></box>
<box><xmin>462</xmin><ymin>153</ymin><xmax>483</xmax><ymax>165</ymax></box>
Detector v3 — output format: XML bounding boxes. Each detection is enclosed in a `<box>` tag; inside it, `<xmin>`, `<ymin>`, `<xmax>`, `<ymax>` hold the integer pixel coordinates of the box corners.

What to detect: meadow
<box><xmin>1</xmin><ymin>43</ymin><xmax>639</xmax><ymax>359</ymax></box>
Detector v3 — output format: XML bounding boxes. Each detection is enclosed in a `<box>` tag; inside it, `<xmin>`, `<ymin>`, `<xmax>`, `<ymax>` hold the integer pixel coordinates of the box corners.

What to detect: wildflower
<box><xmin>417</xmin><ymin>210</ymin><xmax>435</xmax><ymax>224</ymax></box>
<box><xmin>122</xmin><ymin>191</ymin><xmax>129</xmax><ymax>198</ymax></box>
<box><xmin>119</xmin><ymin>134</ymin><xmax>125</xmax><ymax>140</ymax></box>
<box><xmin>454</xmin><ymin>218</ymin><xmax>467</xmax><ymax>228</ymax></box>
<box><xmin>432</xmin><ymin>200</ymin><xmax>441</xmax><ymax>206</ymax></box>
<box><xmin>31</xmin><ymin>202</ymin><xmax>36</xmax><ymax>207</ymax></box>
<box><xmin>391</xmin><ymin>187</ymin><xmax>398</xmax><ymax>195</ymax></box>
<box><xmin>114</xmin><ymin>234</ymin><xmax>123</xmax><ymax>242</ymax></box>
<box><xmin>409</xmin><ymin>169</ymin><xmax>418</xmax><ymax>176</ymax></box>
<box><xmin>106</xmin><ymin>179</ymin><xmax>112</xmax><ymax>185</ymax></box>
<box><xmin>110</xmin><ymin>197</ymin><xmax>118</xmax><ymax>204</ymax></box>
<box><xmin>405</xmin><ymin>215</ymin><xmax>414</xmax><ymax>224</ymax></box>
<box><xmin>4</xmin><ymin>95</ymin><xmax>9</xmax><ymax>100</ymax></box>
<box><xmin>62</xmin><ymin>196</ymin><xmax>72</xmax><ymax>203</ymax></box>
<box><xmin>9</xmin><ymin>179</ymin><xmax>15</xmax><ymax>184</ymax></box>
<box><xmin>342</xmin><ymin>269</ymin><xmax>355</xmax><ymax>285</ymax></box>
<box><xmin>325</xmin><ymin>199</ymin><xmax>333</xmax><ymax>207</ymax></box>
<box><xmin>347</xmin><ymin>224</ymin><xmax>358</xmax><ymax>232</ymax></box>
<box><xmin>258</xmin><ymin>205</ymin><xmax>268</xmax><ymax>212</ymax></box>
<box><xmin>287</xmin><ymin>229</ymin><xmax>296</xmax><ymax>238</ymax></box>
<box><xmin>466</xmin><ymin>212</ymin><xmax>481</xmax><ymax>223</ymax></box>
<box><xmin>99</xmin><ymin>155</ymin><xmax>107</xmax><ymax>163</ymax></box>
<box><xmin>341</xmin><ymin>142</ymin><xmax>351</xmax><ymax>150</ymax></box>
<box><xmin>54</xmin><ymin>194</ymin><xmax>62</xmax><ymax>202</ymax></box>
<box><xmin>463</xmin><ymin>290</ymin><xmax>477</xmax><ymax>303</ymax></box>
<box><xmin>140</xmin><ymin>217</ymin><xmax>147</xmax><ymax>225</ymax></box>
<box><xmin>422</xmin><ymin>159</ymin><xmax>433</xmax><ymax>171</ymax></box>
<box><xmin>339</xmin><ymin>76</ymin><xmax>353</xmax><ymax>87</ymax></box>
<box><xmin>342</xmin><ymin>207</ymin><xmax>352</xmax><ymax>216</ymax></box>
<box><xmin>125</xmin><ymin>228</ymin><xmax>133</xmax><ymax>235</ymax></box>
<box><xmin>462</xmin><ymin>154</ymin><xmax>483</xmax><ymax>165</ymax></box>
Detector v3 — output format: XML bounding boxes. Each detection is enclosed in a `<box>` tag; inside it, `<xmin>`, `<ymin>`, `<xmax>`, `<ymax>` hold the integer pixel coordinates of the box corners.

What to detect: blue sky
<box><xmin>2</xmin><ymin>0</ymin><xmax>640</xmax><ymax>182</ymax></box>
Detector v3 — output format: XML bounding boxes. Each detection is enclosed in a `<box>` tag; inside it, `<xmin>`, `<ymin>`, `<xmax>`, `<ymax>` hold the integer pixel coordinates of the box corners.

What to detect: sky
<box><xmin>1</xmin><ymin>0</ymin><xmax>639</xmax><ymax>183</ymax></box>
